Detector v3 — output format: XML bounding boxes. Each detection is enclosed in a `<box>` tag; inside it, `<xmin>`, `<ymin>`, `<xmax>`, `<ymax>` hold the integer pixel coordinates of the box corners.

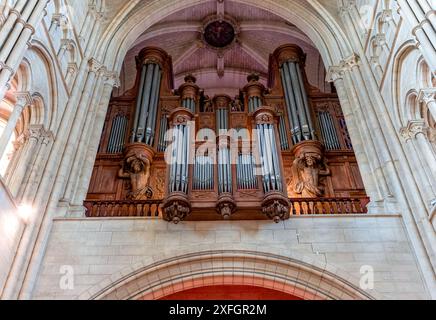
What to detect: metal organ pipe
<box><xmin>281</xmin><ymin>63</ymin><xmax>302</xmax><ymax>143</ymax></box>
<box><xmin>145</xmin><ymin>66</ymin><xmax>163</xmax><ymax>145</ymax></box>
<box><xmin>131</xmin><ymin>65</ymin><xmax>147</xmax><ymax>142</ymax></box>
<box><xmin>107</xmin><ymin>115</ymin><xmax>128</xmax><ymax>154</ymax></box>
<box><xmin>137</xmin><ymin>63</ymin><xmax>155</xmax><ymax>142</ymax></box>
<box><xmin>255</xmin><ymin>114</ymin><xmax>283</xmax><ymax>194</ymax></box>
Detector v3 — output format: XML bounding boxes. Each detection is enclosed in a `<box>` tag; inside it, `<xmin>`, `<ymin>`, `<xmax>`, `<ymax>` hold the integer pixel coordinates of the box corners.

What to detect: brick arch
<box><xmin>78</xmin><ymin>248</ymin><xmax>382</xmax><ymax>300</ymax></box>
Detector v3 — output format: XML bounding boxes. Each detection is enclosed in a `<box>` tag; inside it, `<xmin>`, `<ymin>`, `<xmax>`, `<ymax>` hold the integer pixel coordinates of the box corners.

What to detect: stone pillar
<box><xmin>5</xmin><ymin>125</ymin><xmax>41</xmax><ymax>197</ymax></box>
<box><xmin>327</xmin><ymin>66</ymin><xmax>383</xmax><ymax>203</ymax></box>
<box><xmin>19</xmin><ymin>128</ymin><xmax>53</xmax><ymax>203</ymax></box>
<box><xmin>274</xmin><ymin>45</ymin><xmax>315</xmax><ymax>143</ymax></box>
<box><xmin>401</xmin><ymin>120</ymin><xmax>436</xmax><ymax>183</ymax></box>
<box><xmin>162</xmin><ymin>76</ymin><xmax>198</xmax><ymax>223</ymax></box>
<box><xmin>0</xmin><ymin>92</ymin><xmax>31</xmax><ymax>159</ymax></box>
<box><xmin>72</xmin><ymin>72</ymin><xmax>120</xmax><ymax>207</ymax></box>
<box><xmin>62</xmin><ymin>68</ymin><xmax>106</xmax><ymax>204</ymax></box>
<box><xmin>342</xmin><ymin>55</ymin><xmax>394</xmax><ymax>200</ymax></box>
<box><xmin>396</xmin><ymin>0</ymin><xmax>436</xmax><ymax>74</ymax></box>
<box><xmin>0</xmin><ymin>0</ymin><xmax>49</xmax><ymax>101</ymax></box>
<box><xmin>253</xmin><ymin>107</ymin><xmax>289</xmax><ymax>222</ymax></box>
<box><xmin>419</xmin><ymin>88</ymin><xmax>436</xmax><ymax>122</ymax></box>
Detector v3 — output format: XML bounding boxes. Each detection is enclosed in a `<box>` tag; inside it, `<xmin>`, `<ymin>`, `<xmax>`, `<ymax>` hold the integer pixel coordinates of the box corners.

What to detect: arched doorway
<box><xmin>80</xmin><ymin>250</ymin><xmax>378</xmax><ymax>300</ymax></box>
<box><xmin>159</xmin><ymin>285</ymin><xmax>302</xmax><ymax>300</ymax></box>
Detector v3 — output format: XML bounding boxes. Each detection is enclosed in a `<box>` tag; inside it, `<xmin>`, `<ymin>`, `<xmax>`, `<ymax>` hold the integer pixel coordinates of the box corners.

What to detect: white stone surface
<box><xmin>32</xmin><ymin>216</ymin><xmax>430</xmax><ymax>300</ymax></box>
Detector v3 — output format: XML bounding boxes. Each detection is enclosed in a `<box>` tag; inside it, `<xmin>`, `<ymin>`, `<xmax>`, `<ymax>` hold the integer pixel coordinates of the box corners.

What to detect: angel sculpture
<box><xmin>119</xmin><ymin>153</ymin><xmax>153</xmax><ymax>200</ymax></box>
<box><xmin>231</xmin><ymin>96</ymin><xmax>243</xmax><ymax>112</ymax></box>
<box><xmin>290</xmin><ymin>153</ymin><xmax>330</xmax><ymax>198</ymax></box>
<box><xmin>203</xmin><ymin>96</ymin><xmax>214</xmax><ymax>113</ymax></box>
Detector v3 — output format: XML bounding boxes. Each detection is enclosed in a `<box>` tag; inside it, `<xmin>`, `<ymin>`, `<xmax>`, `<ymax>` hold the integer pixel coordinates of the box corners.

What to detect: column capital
<box><xmin>400</xmin><ymin>120</ymin><xmax>429</xmax><ymax>141</ymax></box>
<box><xmin>326</xmin><ymin>54</ymin><xmax>361</xmax><ymax>82</ymax></box>
<box><xmin>339</xmin><ymin>0</ymin><xmax>357</xmax><ymax>16</ymax></box>
<box><xmin>103</xmin><ymin>71</ymin><xmax>120</xmax><ymax>88</ymax></box>
<box><xmin>326</xmin><ymin>65</ymin><xmax>346</xmax><ymax>82</ymax></box>
<box><xmin>88</xmin><ymin>58</ymin><xmax>105</xmax><ymax>73</ymax></box>
<box><xmin>14</xmin><ymin>92</ymin><xmax>32</xmax><ymax>107</ymax></box>
<box><xmin>418</xmin><ymin>88</ymin><xmax>436</xmax><ymax>104</ymax></box>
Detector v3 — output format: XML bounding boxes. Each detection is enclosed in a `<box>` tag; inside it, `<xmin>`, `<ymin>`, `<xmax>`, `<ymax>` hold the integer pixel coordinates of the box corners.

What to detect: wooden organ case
<box><xmin>85</xmin><ymin>45</ymin><xmax>369</xmax><ymax>222</ymax></box>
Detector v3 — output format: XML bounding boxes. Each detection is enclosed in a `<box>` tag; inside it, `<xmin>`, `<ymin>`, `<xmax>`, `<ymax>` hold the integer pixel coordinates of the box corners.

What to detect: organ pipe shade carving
<box><xmin>131</xmin><ymin>63</ymin><xmax>163</xmax><ymax>145</ymax></box>
<box><xmin>107</xmin><ymin>115</ymin><xmax>128</xmax><ymax>153</ymax></box>
<box><xmin>280</xmin><ymin>61</ymin><xmax>315</xmax><ymax>143</ymax></box>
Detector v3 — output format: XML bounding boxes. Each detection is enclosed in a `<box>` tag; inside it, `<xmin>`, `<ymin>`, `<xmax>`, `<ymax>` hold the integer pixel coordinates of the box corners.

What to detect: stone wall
<box><xmin>0</xmin><ymin>178</ymin><xmax>24</xmax><ymax>296</ymax></box>
<box><xmin>32</xmin><ymin>215</ymin><xmax>430</xmax><ymax>300</ymax></box>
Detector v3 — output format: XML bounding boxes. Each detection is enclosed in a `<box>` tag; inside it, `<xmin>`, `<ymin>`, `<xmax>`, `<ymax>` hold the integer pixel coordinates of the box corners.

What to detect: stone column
<box><xmin>401</xmin><ymin>120</ymin><xmax>436</xmax><ymax>182</ymax></box>
<box><xmin>0</xmin><ymin>92</ymin><xmax>31</xmax><ymax>159</ymax></box>
<box><xmin>0</xmin><ymin>0</ymin><xmax>28</xmax><ymax>45</ymax></box>
<box><xmin>400</xmin><ymin>124</ymin><xmax>436</xmax><ymax>204</ymax></box>
<box><xmin>396</xmin><ymin>0</ymin><xmax>436</xmax><ymax>74</ymax></box>
<box><xmin>342</xmin><ymin>55</ymin><xmax>394</xmax><ymax>200</ymax></box>
<box><xmin>62</xmin><ymin>68</ymin><xmax>106</xmax><ymax>204</ymax></box>
<box><xmin>72</xmin><ymin>72</ymin><xmax>120</xmax><ymax>208</ymax></box>
<box><xmin>0</xmin><ymin>0</ymin><xmax>49</xmax><ymax>101</ymax></box>
<box><xmin>5</xmin><ymin>125</ymin><xmax>41</xmax><ymax>197</ymax></box>
<box><xmin>19</xmin><ymin>128</ymin><xmax>54</xmax><ymax>203</ymax></box>
<box><xmin>327</xmin><ymin>66</ymin><xmax>383</xmax><ymax>203</ymax></box>
<box><xmin>419</xmin><ymin>88</ymin><xmax>436</xmax><ymax>122</ymax></box>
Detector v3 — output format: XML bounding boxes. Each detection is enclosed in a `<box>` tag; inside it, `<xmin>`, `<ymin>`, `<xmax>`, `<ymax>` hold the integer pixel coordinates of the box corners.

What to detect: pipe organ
<box><xmin>85</xmin><ymin>45</ymin><xmax>369</xmax><ymax>222</ymax></box>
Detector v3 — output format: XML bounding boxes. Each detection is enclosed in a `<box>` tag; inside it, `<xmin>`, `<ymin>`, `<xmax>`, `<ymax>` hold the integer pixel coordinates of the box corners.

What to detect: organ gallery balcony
<box><xmin>83</xmin><ymin>197</ymin><xmax>370</xmax><ymax>218</ymax></box>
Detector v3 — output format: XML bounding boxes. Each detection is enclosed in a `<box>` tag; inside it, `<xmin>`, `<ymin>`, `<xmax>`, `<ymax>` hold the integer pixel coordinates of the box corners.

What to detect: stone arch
<box><xmin>392</xmin><ymin>41</ymin><xmax>421</xmax><ymax>128</ymax></box>
<box><xmin>79</xmin><ymin>248</ymin><xmax>382</xmax><ymax>301</ymax></box>
<box><xmin>23</xmin><ymin>41</ymin><xmax>59</xmax><ymax>132</ymax></box>
<box><xmin>96</xmin><ymin>0</ymin><xmax>353</xmax><ymax>74</ymax></box>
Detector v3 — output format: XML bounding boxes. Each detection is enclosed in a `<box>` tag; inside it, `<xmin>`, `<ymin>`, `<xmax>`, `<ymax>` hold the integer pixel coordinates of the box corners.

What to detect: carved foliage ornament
<box><xmin>163</xmin><ymin>200</ymin><xmax>191</xmax><ymax>224</ymax></box>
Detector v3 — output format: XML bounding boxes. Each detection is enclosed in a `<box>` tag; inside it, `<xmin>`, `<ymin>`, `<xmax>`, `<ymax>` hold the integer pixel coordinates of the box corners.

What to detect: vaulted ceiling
<box><xmin>110</xmin><ymin>0</ymin><xmax>336</xmax><ymax>97</ymax></box>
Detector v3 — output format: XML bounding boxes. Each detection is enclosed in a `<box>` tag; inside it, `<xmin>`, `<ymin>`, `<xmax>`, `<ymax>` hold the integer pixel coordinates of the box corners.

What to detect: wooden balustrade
<box><xmin>84</xmin><ymin>200</ymin><xmax>163</xmax><ymax>218</ymax></box>
<box><xmin>289</xmin><ymin>197</ymin><xmax>369</xmax><ymax>215</ymax></box>
<box><xmin>84</xmin><ymin>197</ymin><xmax>369</xmax><ymax>218</ymax></box>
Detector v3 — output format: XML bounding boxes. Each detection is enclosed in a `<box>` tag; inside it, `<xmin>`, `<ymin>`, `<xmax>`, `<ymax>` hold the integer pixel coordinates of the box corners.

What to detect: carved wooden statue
<box><xmin>203</xmin><ymin>95</ymin><xmax>214</xmax><ymax>112</ymax></box>
<box><xmin>290</xmin><ymin>153</ymin><xmax>330</xmax><ymax>198</ymax></box>
<box><xmin>119</xmin><ymin>153</ymin><xmax>153</xmax><ymax>200</ymax></box>
<box><xmin>231</xmin><ymin>96</ymin><xmax>243</xmax><ymax>112</ymax></box>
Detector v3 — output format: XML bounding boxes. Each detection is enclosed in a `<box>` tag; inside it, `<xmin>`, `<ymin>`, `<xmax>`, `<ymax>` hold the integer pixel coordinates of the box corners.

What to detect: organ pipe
<box><xmin>276</xmin><ymin>45</ymin><xmax>316</xmax><ymax>144</ymax></box>
<box><xmin>131</xmin><ymin>61</ymin><xmax>163</xmax><ymax>145</ymax></box>
<box><xmin>107</xmin><ymin>115</ymin><xmax>128</xmax><ymax>154</ymax></box>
